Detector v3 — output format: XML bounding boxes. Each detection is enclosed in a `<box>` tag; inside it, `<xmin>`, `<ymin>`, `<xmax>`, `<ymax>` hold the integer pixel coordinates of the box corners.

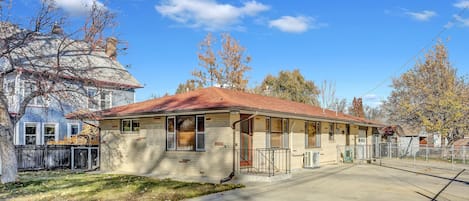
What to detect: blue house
<box><xmin>1</xmin><ymin>24</ymin><xmax>142</xmax><ymax>146</ymax></box>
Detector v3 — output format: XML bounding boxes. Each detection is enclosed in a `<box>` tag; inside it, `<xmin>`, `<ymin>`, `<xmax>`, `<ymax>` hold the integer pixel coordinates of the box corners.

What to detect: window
<box><xmin>43</xmin><ymin>123</ymin><xmax>57</xmax><ymax>144</ymax></box>
<box><xmin>23</xmin><ymin>81</ymin><xmax>44</xmax><ymax>106</ymax></box>
<box><xmin>268</xmin><ymin>117</ymin><xmax>289</xmax><ymax>148</ymax></box>
<box><xmin>329</xmin><ymin>123</ymin><xmax>335</xmax><ymax>142</ymax></box>
<box><xmin>167</xmin><ymin>115</ymin><xmax>205</xmax><ymax>151</ymax></box>
<box><xmin>167</xmin><ymin>117</ymin><xmax>176</xmax><ymax>150</ymax></box>
<box><xmin>121</xmin><ymin>119</ymin><xmax>140</xmax><ymax>134</ymax></box>
<box><xmin>100</xmin><ymin>91</ymin><xmax>112</xmax><ymax>109</ymax></box>
<box><xmin>5</xmin><ymin>81</ymin><xmax>15</xmax><ymax>96</ymax></box>
<box><xmin>68</xmin><ymin>123</ymin><xmax>80</xmax><ymax>136</ymax></box>
<box><xmin>196</xmin><ymin>115</ymin><xmax>205</xmax><ymax>151</ymax></box>
<box><xmin>87</xmin><ymin>89</ymin><xmax>98</xmax><ymax>110</ymax></box>
<box><xmin>24</xmin><ymin>123</ymin><xmax>38</xmax><ymax>145</ymax></box>
<box><xmin>306</xmin><ymin>121</ymin><xmax>321</xmax><ymax>148</ymax></box>
<box><xmin>88</xmin><ymin>89</ymin><xmax>112</xmax><ymax>110</ymax></box>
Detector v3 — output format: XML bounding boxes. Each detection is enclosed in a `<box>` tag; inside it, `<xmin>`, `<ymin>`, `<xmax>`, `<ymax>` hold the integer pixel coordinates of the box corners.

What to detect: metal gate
<box><xmin>71</xmin><ymin>147</ymin><xmax>99</xmax><ymax>171</ymax></box>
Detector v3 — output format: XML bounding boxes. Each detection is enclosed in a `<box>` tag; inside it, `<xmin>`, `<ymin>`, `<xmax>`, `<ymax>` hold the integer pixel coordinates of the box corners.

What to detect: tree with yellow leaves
<box><xmin>384</xmin><ymin>41</ymin><xmax>469</xmax><ymax>145</ymax></box>
<box><xmin>176</xmin><ymin>33</ymin><xmax>251</xmax><ymax>93</ymax></box>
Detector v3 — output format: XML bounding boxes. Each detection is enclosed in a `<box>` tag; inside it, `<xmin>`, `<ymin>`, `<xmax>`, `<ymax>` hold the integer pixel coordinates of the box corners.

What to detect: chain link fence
<box><xmin>338</xmin><ymin>143</ymin><xmax>469</xmax><ymax>170</ymax></box>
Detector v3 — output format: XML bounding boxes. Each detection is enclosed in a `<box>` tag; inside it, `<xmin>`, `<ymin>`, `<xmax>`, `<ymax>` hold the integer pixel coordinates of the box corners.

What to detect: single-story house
<box><xmin>90</xmin><ymin>87</ymin><xmax>382</xmax><ymax>182</ymax></box>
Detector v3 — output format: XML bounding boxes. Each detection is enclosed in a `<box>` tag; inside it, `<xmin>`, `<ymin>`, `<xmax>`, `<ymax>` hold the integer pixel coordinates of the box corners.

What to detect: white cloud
<box><xmin>405</xmin><ymin>10</ymin><xmax>436</xmax><ymax>21</ymax></box>
<box><xmin>269</xmin><ymin>16</ymin><xmax>322</xmax><ymax>33</ymax></box>
<box><xmin>155</xmin><ymin>0</ymin><xmax>269</xmax><ymax>31</ymax></box>
<box><xmin>454</xmin><ymin>1</ymin><xmax>469</xmax><ymax>8</ymax></box>
<box><xmin>49</xmin><ymin>0</ymin><xmax>106</xmax><ymax>15</ymax></box>
<box><xmin>363</xmin><ymin>94</ymin><xmax>379</xmax><ymax>101</ymax></box>
<box><xmin>454</xmin><ymin>14</ymin><xmax>469</xmax><ymax>27</ymax></box>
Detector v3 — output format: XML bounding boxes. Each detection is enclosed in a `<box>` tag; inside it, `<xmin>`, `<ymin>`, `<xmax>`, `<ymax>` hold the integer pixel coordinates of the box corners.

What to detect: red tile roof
<box><xmin>98</xmin><ymin>87</ymin><xmax>382</xmax><ymax>126</ymax></box>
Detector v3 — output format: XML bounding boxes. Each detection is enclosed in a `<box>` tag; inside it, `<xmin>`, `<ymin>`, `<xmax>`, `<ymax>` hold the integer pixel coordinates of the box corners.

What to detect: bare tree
<box><xmin>319</xmin><ymin>80</ymin><xmax>336</xmax><ymax>112</ymax></box>
<box><xmin>0</xmin><ymin>0</ymin><xmax>126</xmax><ymax>183</ymax></box>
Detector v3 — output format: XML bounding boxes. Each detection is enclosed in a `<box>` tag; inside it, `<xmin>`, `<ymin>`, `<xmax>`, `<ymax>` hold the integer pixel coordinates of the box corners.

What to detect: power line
<box><xmin>360</xmin><ymin>6</ymin><xmax>469</xmax><ymax>98</ymax></box>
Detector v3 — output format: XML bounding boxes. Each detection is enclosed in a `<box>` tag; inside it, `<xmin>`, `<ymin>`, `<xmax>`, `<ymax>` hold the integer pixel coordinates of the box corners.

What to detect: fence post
<box><xmin>44</xmin><ymin>145</ymin><xmax>48</xmax><ymax>170</ymax></box>
<box><xmin>425</xmin><ymin>144</ymin><xmax>428</xmax><ymax>161</ymax></box>
<box><xmin>388</xmin><ymin>143</ymin><xmax>391</xmax><ymax>159</ymax></box>
<box><xmin>451</xmin><ymin>144</ymin><xmax>454</xmax><ymax>170</ymax></box>
<box><xmin>464</xmin><ymin>146</ymin><xmax>466</xmax><ymax>164</ymax></box>
<box><xmin>71</xmin><ymin>147</ymin><xmax>75</xmax><ymax>171</ymax></box>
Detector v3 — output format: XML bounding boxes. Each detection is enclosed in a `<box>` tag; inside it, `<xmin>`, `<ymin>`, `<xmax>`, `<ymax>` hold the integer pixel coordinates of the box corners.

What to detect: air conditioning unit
<box><xmin>304</xmin><ymin>151</ymin><xmax>320</xmax><ymax>168</ymax></box>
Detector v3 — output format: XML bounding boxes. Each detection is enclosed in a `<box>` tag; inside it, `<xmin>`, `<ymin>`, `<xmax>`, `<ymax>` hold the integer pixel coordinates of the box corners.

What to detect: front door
<box><xmin>240</xmin><ymin>114</ymin><xmax>253</xmax><ymax>167</ymax></box>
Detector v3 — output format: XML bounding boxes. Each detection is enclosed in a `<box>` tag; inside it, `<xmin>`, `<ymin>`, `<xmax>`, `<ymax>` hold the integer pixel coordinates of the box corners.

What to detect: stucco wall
<box><xmin>100</xmin><ymin>113</ymin><xmax>234</xmax><ymax>181</ymax></box>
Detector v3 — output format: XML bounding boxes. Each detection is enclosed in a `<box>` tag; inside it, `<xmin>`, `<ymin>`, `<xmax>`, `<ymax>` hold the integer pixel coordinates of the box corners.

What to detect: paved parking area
<box><xmin>189</xmin><ymin>164</ymin><xmax>469</xmax><ymax>201</ymax></box>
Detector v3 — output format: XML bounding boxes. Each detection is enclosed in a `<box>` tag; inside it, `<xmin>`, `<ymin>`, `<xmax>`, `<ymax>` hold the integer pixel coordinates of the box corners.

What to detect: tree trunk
<box><xmin>0</xmin><ymin>129</ymin><xmax>18</xmax><ymax>184</ymax></box>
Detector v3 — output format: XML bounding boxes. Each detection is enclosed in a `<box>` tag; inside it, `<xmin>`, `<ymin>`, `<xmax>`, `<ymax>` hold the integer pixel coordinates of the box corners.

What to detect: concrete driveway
<box><xmin>189</xmin><ymin>164</ymin><xmax>469</xmax><ymax>201</ymax></box>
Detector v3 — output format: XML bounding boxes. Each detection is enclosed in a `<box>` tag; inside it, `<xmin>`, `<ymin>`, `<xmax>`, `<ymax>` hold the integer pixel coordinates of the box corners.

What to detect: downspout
<box><xmin>220</xmin><ymin>112</ymin><xmax>257</xmax><ymax>184</ymax></box>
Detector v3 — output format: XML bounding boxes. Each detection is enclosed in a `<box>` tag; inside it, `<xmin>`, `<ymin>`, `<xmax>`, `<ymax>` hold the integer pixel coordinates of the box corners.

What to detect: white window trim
<box><xmin>23</xmin><ymin>122</ymin><xmax>40</xmax><ymax>145</ymax></box>
<box><xmin>195</xmin><ymin>115</ymin><xmax>205</xmax><ymax>151</ymax></box>
<box><xmin>67</xmin><ymin>123</ymin><xmax>80</xmax><ymax>138</ymax></box>
<box><xmin>121</xmin><ymin>119</ymin><xmax>140</xmax><ymax>134</ymax></box>
<box><xmin>167</xmin><ymin>116</ymin><xmax>176</xmax><ymax>150</ymax></box>
<box><xmin>42</xmin><ymin>122</ymin><xmax>59</xmax><ymax>145</ymax></box>
<box><xmin>87</xmin><ymin>88</ymin><xmax>113</xmax><ymax>110</ymax></box>
<box><xmin>22</xmin><ymin>81</ymin><xmax>46</xmax><ymax>107</ymax></box>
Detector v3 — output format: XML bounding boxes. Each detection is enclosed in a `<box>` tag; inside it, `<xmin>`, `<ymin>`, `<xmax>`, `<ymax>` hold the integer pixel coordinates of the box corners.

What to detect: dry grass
<box><xmin>0</xmin><ymin>171</ymin><xmax>243</xmax><ymax>201</ymax></box>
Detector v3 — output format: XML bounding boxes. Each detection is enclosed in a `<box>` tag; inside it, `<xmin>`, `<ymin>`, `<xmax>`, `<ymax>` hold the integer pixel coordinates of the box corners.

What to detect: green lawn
<box><xmin>0</xmin><ymin>171</ymin><xmax>243</xmax><ymax>201</ymax></box>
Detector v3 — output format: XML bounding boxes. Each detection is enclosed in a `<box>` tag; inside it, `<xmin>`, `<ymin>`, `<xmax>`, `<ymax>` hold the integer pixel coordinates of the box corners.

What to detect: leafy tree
<box><xmin>255</xmin><ymin>69</ymin><xmax>319</xmax><ymax>105</ymax></box>
<box><xmin>350</xmin><ymin>97</ymin><xmax>365</xmax><ymax>118</ymax></box>
<box><xmin>178</xmin><ymin>33</ymin><xmax>251</xmax><ymax>93</ymax></box>
<box><xmin>383</xmin><ymin>41</ymin><xmax>469</xmax><ymax>145</ymax></box>
<box><xmin>0</xmin><ymin>0</ymin><xmax>119</xmax><ymax>183</ymax></box>
<box><xmin>175</xmin><ymin>79</ymin><xmax>201</xmax><ymax>94</ymax></box>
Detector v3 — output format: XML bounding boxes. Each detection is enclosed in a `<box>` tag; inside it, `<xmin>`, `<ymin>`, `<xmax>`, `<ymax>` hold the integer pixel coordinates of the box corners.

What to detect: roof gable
<box><xmin>1</xmin><ymin>23</ymin><xmax>141</xmax><ymax>88</ymax></box>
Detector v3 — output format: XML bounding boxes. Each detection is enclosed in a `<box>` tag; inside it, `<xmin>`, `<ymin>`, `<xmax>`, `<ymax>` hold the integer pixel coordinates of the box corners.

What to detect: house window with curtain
<box><xmin>24</xmin><ymin>123</ymin><xmax>38</xmax><ymax>145</ymax></box>
<box><xmin>121</xmin><ymin>119</ymin><xmax>140</xmax><ymax>134</ymax></box>
<box><xmin>268</xmin><ymin>117</ymin><xmax>289</xmax><ymax>148</ymax></box>
<box><xmin>167</xmin><ymin>115</ymin><xmax>205</xmax><ymax>151</ymax></box>
<box><xmin>43</xmin><ymin>123</ymin><xmax>57</xmax><ymax>144</ymax></box>
<box><xmin>305</xmin><ymin>121</ymin><xmax>321</xmax><ymax>148</ymax></box>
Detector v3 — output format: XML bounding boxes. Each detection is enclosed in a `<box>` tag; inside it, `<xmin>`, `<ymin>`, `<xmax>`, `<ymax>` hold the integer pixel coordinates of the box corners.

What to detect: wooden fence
<box><xmin>15</xmin><ymin>145</ymin><xmax>99</xmax><ymax>171</ymax></box>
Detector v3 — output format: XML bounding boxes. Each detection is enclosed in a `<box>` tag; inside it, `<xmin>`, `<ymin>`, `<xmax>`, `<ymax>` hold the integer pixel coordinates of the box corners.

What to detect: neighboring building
<box><xmin>93</xmin><ymin>87</ymin><xmax>382</xmax><ymax>181</ymax></box>
<box><xmin>1</xmin><ymin>24</ymin><xmax>142</xmax><ymax>146</ymax></box>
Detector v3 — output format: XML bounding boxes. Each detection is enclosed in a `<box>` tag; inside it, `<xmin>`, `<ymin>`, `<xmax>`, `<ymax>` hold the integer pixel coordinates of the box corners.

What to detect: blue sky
<box><xmin>11</xmin><ymin>0</ymin><xmax>469</xmax><ymax>107</ymax></box>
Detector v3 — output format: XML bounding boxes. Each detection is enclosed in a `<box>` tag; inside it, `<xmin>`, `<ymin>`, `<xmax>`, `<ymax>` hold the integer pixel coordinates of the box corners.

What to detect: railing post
<box><xmin>271</xmin><ymin>149</ymin><xmax>274</xmax><ymax>176</ymax></box>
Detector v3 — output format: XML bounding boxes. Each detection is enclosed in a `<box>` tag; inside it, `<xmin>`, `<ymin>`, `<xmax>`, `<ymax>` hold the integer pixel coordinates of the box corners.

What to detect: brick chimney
<box><xmin>105</xmin><ymin>37</ymin><xmax>118</xmax><ymax>59</ymax></box>
<box><xmin>51</xmin><ymin>23</ymin><xmax>63</xmax><ymax>35</ymax></box>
